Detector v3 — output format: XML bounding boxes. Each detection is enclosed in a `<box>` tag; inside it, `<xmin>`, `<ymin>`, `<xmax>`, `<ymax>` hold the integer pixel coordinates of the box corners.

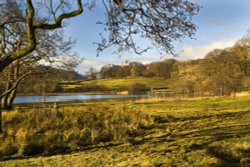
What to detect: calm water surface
<box><xmin>14</xmin><ymin>94</ymin><xmax>150</xmax><ymax>104</ymax></box>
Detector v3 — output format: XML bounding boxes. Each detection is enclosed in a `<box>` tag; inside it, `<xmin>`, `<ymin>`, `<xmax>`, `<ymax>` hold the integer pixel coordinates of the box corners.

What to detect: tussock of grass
<box><xmin>0</xmin><ymin>105</ymin><xmax>153</xmax><ymax>159</ymax></box>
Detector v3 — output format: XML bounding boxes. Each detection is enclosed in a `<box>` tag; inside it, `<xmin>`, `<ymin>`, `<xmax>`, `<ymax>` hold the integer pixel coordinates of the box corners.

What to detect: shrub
<box><xmin>46</xmin><ymin>144</ymin><xmax>70</xmax><ymax>155</ymax></box>
<box><xmin>0</xmin><ymin>142</ymin><xmax>18</xmax><ymax>156</ymax></box>
<box><xmin>127</xmin><ymin>83</ymin><xmax>150</xmax><ymax>94</ymax></box>
<box><xmin>20</xmin><ymin>142</ymin><xmax>45</xmax><ymax>156</ymax></box>
<box><xmin>240</xmin><ymin>158</ymin><xmax>250</xmax><ymax>167</ymax></box>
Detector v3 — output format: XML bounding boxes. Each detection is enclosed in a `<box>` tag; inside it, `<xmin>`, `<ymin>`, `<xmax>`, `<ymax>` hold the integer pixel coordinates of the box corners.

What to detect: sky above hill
<box><xmin>63</xmin><ymin>0</ymin><xmax>250</xmax><ymax>74</ymax></box>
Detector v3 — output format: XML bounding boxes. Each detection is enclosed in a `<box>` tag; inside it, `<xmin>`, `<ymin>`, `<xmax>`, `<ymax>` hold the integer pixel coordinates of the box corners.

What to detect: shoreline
<box><xmin>13</xmin><ymin>96</ymin><xmax>147</xmax><ymax>108</ymax></box>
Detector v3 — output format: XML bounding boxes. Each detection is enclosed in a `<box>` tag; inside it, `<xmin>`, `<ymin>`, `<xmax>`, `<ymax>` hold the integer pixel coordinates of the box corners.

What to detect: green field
<box><xmin>60</xmin><ymin>77</ymin><xmax>168</xmax><ymax>90</ymax></box>
<box><xmin>0</xmin><ymin>96</ymin><xmax>250</xmax><ymax>166</ymax></box>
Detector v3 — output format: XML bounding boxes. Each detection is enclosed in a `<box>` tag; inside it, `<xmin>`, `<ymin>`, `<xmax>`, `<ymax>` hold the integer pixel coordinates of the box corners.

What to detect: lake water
<box><xmin>14</xmin><ymin>94</ymin><xmax>150</xmax><ymax>104</ymax></box>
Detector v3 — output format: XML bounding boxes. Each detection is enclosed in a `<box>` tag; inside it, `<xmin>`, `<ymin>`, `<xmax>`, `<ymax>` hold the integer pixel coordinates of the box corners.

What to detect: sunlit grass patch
<box><xmin>60</xmin><ymin>76</ymin><xmax>168</xmax><ymax>93</ymax></box>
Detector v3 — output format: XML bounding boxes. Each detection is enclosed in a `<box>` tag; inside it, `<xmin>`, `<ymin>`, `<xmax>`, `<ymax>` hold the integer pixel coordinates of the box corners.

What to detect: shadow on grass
<box><xmin>183</xmin><ymin>124</ymin><xmax>250</xmax><ymax>166</ymax></box>
<box><xmin>206</xmin><ymin>146</ymin><xmax>240</xmax><ymax>167</ymax></box>
<box><xmin>174</xmin><ymin>110</ymin><xmax>250</xmax><ymax>123</ymax></box>
<box><xmin>0</xmin><ymin>141</ymin><xmax>122</xmax><ymax>162</ymax></box>
<box><xmin>131</xmin><ymin>110</ymin><xmax>250</xmax><ymax>166</ymax></box>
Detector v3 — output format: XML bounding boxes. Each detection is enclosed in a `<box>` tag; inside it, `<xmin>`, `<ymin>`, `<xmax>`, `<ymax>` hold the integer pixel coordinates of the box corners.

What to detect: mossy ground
<box><xmin>0</xmin><ymin>96</ymin><xmax>250</xmax><ymax>166</ymax></box>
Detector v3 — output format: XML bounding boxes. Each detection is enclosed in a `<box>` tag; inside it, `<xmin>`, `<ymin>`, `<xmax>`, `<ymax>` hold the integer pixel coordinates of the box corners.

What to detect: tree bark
<box><xmin>6</xmin><ymin>61</ymin><xmax>19</xmax><ymax>110</ymax></box>
<box><xmin>6</xmin><ymin>89</ymin><xmax>17</xmax><ymax>110</ymax></box>
<box><xmin>0</xmin><ymin>105</ymin><xmax>2</xmax><ymax>133</ymax></box>
<box><xmin>1</xmin><ymin>63</ymin><xmax>15</xmax><ymax>110</ymax></box>
<box><xmin>1</xmin><ymin>96</ymin><xmax>8</xmax><ymax>110</ymax></box>
<box><xmin>1</xmin><ymin>89</ymin><xmax>16</xmax><ymax>111</ymax></box>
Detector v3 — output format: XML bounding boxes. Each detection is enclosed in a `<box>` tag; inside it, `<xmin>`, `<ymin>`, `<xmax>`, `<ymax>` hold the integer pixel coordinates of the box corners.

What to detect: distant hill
<box><xmin>38</xmin><ymin>66</ymin><xmax>86</xmax><ymax>80</ymax></box>
<box><xmin>17</xmin><ymin>66</ymin><xmax>86</xmax><ymax>94</ymax></box>
<box><xmin>67</xmin><ymin>71</ymin><xmax>86</xmax><ymax>80</ymax></box>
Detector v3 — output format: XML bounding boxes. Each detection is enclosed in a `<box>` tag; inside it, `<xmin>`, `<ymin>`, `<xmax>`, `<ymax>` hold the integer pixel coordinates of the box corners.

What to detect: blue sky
<box><xmin>63</xmin><ymin>0</ymin><xmax>250</xmax><ymax>74</ymax></box>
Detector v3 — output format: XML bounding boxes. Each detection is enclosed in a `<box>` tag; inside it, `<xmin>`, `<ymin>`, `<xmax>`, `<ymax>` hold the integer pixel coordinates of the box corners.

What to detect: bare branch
<box><xmin>34</xmin><ymin>0</ymin><xmax>83</xmax><ymax>30</ymax></box>
<box><xmin>97</xmin><ymin>0</ymin><xmax>200</xmax><ymax>56</ymax></box>
<box><xmin>0</xmin><ymin>71</ymin><xmax>31</xmax><ymax>98</ymax></box>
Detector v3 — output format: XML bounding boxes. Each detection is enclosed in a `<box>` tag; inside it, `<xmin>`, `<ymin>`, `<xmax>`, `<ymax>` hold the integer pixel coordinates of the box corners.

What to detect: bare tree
<box><xmin>0</xmin><ymin>0</ymin><xmax>83</xmax><ymax>72</ymax></box>
<box><xmin>0</xmin><ymin>0</ymin><xmax>83</xmax><ymax>132</ymax></box>
<box><xmin>86</xmin><ymin>67</ymin><xmax>98</xmax><ymax>80</ymax></box>
<box><xmin>0</xmin><ymin>31</ymin><xmax>81</xmax><ymax>110</ymax></box>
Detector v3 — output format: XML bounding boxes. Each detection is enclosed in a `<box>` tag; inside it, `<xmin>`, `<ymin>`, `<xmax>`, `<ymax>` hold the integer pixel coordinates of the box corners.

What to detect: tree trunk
<box><xmin>2</xmin><ymin>64</ymin><xmax>13</xmax><ymax>110</ymax></box>
<box><xmin>1</xmin><ymin>96</ymin><xmax>8</xmax><ymax>110</ymax></box>
<box><xmin>6</xmin><ymin>89</ymin><xmax>17</xmax><ymax>110</ymax></box>
<box><xmin>0</xmin><ymin>111</ymin><xmax>2</xmax><ymax>133</ymax></box>
<box><xmin>4</xmin><ymin>61</ymin><xmax>19</xmax><ymax>110</ymax></box>
<box><xmin>0</xmin><ymin>102</ymin><xmax>2</xmax><ymax>133</ymax></box>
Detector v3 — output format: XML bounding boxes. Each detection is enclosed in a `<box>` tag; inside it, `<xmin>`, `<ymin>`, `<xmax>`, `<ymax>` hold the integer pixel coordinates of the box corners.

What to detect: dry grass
<box><xmin>0</xmin><ymin>105</ymin><xmax>154</xmax><ymax>159</ymax></box>
<box><xmin>0</xmin><ymin>96</ymin><xmax>250</xmax><ymax>166</ymax></box>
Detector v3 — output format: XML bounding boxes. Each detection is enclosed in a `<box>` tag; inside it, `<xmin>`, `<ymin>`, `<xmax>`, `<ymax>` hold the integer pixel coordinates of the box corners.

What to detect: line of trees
<box><xmin>86</xmin><ymin>36</ymin><xmax>250</xmax><ymax>97</ymax></box>
<box><xmin>89</xmin><ymin>59</ymin><xmax>177</xmax><ymax>79</ymax></box>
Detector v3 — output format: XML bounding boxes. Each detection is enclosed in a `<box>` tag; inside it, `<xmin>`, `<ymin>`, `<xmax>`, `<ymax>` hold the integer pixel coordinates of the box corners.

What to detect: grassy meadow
<box><xmin>60</xmin><ymin>77</ymin><xmax>168</xmax><ymax>88</ymax></box>
<box><xmin>0</xmin><ymin>96</ymin><xmax>250</xmax><ymax>166</ymax></box>
<box><xmin>59</xmin><ymin>77</ymin><xmax>169</xmax><ymax>93</ymax></box>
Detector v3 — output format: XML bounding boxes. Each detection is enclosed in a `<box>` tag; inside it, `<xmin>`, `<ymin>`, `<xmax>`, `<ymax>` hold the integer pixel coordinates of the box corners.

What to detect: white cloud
<box><xmin>178</xmin><ymin>39</ymin><xmax>236</xmax><ymax>60</ymax></box>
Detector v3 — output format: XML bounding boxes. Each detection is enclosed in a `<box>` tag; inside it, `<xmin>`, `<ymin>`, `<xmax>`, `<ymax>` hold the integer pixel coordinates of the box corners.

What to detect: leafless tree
<box><xmin>0</xmin><ymin>0</ymin><xmax>83</xmax><ymax>132</ymax></box>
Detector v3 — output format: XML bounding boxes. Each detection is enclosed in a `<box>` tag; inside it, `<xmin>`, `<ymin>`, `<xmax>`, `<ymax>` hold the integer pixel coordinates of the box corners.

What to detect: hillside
<box><xmin>59</xmin><ymin>77</ymin><xmax>170</xmax><ymax>93</ymax></box>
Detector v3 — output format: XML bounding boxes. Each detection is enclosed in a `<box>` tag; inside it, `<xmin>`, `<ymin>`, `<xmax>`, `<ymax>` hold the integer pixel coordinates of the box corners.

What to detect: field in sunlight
<box><xmin>60</xmin><ymin>77</ymin><xmax>169</xmax><ymax>91</ymax></box>
<box><xmin>0</xmin><ymin>96</ymin><xmax>250</xmax><ymax>166</ymax></box>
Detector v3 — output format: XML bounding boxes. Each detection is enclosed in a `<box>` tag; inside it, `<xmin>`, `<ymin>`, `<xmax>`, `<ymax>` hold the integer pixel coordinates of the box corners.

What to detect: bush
<box><xmin>0</xmin><ymin>142</ymin><xmax>18</xmax><ymax>156</ymax></box>
<box><xmin>20</xmin><ymin>142</ymin><xmax>45</xmax><ymax>156</ymax></box>
<box><xmin>46</xmin><ymin>144</ymin><xmax>70</xmax><ymax>155</ymax></box>
<box><xmin>240</xmin><ymin>158</ymin><xmax>250</xmax><ymax>167</ymax></box>
<box><xmin>127</xmin><ymin>83</ymin><xmax>150</xmax><ymax>94</ymax></box>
